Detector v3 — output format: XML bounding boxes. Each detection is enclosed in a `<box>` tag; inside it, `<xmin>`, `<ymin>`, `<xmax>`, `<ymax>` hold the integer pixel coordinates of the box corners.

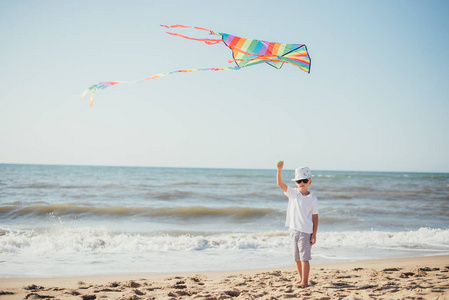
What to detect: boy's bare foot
<box><xmin>295</xmin><ymin>281</ymin><xmax>308</xmax><ymax>288</ymax></box>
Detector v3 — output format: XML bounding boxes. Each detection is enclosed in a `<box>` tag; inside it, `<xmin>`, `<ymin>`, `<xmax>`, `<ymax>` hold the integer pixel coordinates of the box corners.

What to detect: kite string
<box><xmin>82</xmin><ymin>66</ymin><xmax>241</xmax><ymax>107</ymax></box>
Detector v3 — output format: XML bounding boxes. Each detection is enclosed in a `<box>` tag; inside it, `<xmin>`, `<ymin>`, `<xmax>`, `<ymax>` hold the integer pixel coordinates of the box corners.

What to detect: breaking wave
<box><xmin>1</xmin><ymin>227</ymin><xmax>448</xmax><ymax>255</ymax></box>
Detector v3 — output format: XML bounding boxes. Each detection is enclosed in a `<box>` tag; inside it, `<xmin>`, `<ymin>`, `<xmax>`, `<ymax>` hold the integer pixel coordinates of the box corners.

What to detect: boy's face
<box><xmin>295</xmin><ymin>178</ymin><xmax>312</xmax><ymax>189</ymax></box>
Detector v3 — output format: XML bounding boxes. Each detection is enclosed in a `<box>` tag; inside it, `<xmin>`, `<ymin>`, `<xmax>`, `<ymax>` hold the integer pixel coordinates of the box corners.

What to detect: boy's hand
<box><xmin>276</xmin><ymin>160</ymin><xmax>287</xmax><ymax>192</ymax></box>
<box><xmin>277</xmin><ymin>160</ymin><xmax>284</xmax><ymax>170</ymax></box>
<box><xmin>311</xmin><ymin>234</ymin><xmax>317</xmax><ymax>245</ymax></box>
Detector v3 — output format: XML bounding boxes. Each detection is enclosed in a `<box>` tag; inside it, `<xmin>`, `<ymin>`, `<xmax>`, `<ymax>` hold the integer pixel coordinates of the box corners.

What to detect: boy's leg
<box><xmin>295</xmin><ymin>261</ymin><xmax>302</xmax><ymax>283</ymax></box>
<box><xmin>301</xmin><ymin>260</ymin><xmax>310</xmax><ymax>287</ymax></box>
<box><xmin>297</xmin><ymin>232</ymin><xmax>312</xmax><ymax>287</ymax></box>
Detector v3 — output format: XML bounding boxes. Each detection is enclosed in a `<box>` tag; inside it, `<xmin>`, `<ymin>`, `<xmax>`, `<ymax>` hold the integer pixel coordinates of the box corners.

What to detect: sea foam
<box><xmin>1</xmin><ymin>226</ymin><xmax>448</xmax><ymax>255</ymax></box>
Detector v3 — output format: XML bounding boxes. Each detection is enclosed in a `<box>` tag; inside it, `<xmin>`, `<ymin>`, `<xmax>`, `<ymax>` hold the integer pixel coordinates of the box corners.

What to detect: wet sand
<box><xmin>1</xmin><ymin>255</ymin><xmax>448</xmax><ymax>299</ymax></box>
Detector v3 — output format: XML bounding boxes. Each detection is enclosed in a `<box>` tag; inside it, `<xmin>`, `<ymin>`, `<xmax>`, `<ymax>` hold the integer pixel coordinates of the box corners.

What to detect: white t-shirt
<box><xmin>284</xmin><ymin>186</ymin><xmax>319</xmax><ymax>234</ymax></box>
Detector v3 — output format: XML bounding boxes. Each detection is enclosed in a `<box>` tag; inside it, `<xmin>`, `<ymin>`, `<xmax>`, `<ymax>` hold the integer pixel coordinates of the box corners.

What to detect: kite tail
<box><xmin>82</xmin><ymin>66</ymin><xmax>241</xmax><ymax>106</ymax></box>
<box><xmin>161</xmin><ymin>24</ymin><xmax>223</xmax><ymax>45</ymax></box>
<box><xmin>81</xmin><ymin>81</ymin><xmax>122</xmax><ymax>107</ymax></box>
<box><xmin>165</xmin><ymin>32</ymin><xmax>223</xmax><ymax>45</ymax></box>
<box><xmin>160</xmin><ymin>24</ymin><xmax>212</xmax><ymax>32</ymax></box>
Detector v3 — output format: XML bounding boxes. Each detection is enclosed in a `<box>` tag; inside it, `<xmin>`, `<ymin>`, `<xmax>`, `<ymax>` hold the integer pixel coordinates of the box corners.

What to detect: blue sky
<box><xmin>1</xmin><ymin>0</ymin><xmax>448</xmax><ymax>172</ymax></box>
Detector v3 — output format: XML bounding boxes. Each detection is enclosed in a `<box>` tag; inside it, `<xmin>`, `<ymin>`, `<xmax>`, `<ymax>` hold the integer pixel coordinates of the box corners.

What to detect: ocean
<box><xmin>1</xmin><ymin>164</ymin><xmax>448</xmax><ymax>278</ymax></box>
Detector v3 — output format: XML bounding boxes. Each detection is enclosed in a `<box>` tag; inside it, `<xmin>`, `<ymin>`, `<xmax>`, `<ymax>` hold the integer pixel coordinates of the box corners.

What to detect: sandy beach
<box><xmin>1</xmin><ymin>255</ymin><xmax>448</xmax><ymax>299</ymax></box>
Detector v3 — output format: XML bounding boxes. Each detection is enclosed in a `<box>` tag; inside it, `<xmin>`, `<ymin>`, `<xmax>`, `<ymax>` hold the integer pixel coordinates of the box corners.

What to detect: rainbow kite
<box><xmin>82</xmin><ymin>25</ymin><xmax>311</xmax><ymax>106</ymax></box>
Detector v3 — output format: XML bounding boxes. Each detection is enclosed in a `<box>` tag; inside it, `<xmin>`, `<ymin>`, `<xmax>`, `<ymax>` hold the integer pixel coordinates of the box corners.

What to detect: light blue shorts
<box><xmin>290</xmin><ymin>230</ymin><xmax>312</xmax><ymax>261</ymax></box>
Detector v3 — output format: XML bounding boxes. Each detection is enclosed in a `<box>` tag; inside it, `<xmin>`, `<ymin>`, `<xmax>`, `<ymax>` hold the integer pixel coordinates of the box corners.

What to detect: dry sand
<box><xmin>1</xmin><ymin>255</ymin><xmax>448</xmax><ymax>299</ymax></box>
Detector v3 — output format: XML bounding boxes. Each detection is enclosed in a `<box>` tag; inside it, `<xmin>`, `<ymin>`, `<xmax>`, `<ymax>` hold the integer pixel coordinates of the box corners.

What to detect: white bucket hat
<box><xmin>292</xmin><ymin>166</ymin><xmax>313</xmax><ymax>181</ymax></box>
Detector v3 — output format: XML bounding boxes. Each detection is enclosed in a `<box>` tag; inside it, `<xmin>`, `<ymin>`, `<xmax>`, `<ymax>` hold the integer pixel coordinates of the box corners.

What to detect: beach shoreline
<box><xmin>1</xmin><ymin>255</ymin><xmax>448</xmax><ymax>299</ymax></box>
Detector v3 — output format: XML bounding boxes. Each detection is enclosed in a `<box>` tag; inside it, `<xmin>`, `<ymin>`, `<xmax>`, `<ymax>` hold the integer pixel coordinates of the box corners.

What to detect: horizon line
<box><xmin>0</xmin><ymin>162</ymin><xmax>447</xmax><ymax>175</ymax></box>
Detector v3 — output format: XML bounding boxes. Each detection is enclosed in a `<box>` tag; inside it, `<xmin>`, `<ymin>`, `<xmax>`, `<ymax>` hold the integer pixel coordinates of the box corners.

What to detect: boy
<box><xmin>276</xmin><ymin>161</ymin><xmax>319</xmax><ymax>287</ymax></box>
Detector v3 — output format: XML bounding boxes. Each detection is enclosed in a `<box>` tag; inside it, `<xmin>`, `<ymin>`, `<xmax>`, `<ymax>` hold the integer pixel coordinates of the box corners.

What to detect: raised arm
<box><xmin>276</xmin><ymin>161</ymin><xmax>288</xmax><ymax>192</ymax></box>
